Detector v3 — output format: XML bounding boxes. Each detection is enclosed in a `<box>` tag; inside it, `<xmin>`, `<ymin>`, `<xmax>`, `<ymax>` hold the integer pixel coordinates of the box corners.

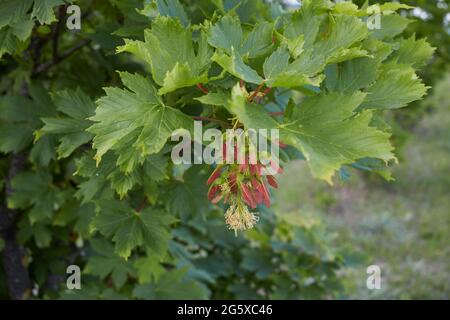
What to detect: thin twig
<box><xmin>51</xmin><ymin>5</ymin><xmax>68</xmax><ymax>63</ymax></box>
<box><xmin>32</xmin><ymin>39</ymin><xmax>92</xmax><ymax>77</ymax></box>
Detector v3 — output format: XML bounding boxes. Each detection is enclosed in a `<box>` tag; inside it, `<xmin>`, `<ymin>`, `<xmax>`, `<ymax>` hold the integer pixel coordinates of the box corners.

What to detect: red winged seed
<box><xmin>207</xmin><ymin>166</ymin><xmax>222</xmax><ymax>185</ymax></box>
<box><xmin>229</xmin><ymin>172</ymin><xmax>238</xmax><ymax>193</ymax></box>
<box><xmin>255</xmin><ymin>164</ymin><xmax>262</xmax><ymax>176</ymax></box>
<box><xmin>208</xmin><ymin>185</ymin><xmax>221</xmax><ymax>201</ymax></box>
<box><xmin>259</xmin><ymin>181</ymin><xmax>271</xmax><ymax>208</ymax></box>
<box><xmin>251</xmin><ymin>189</ymin><xmax>262</xmax><ymax>205</ymax></box>
<box><xmin>251</xmin><ymin>178</ymin><xmax>263</xmax><ymax>204</ymax></box>
<box><xmin>239</xmin><ymin>162</ymin><xmax>248</xmax><ymax>173</ymax></box>
<box><xmin>266</xmin><ymin>175</ymin><xmax>278</xmax><ymax>189</ymax></box>
<box><xmin>240</xmin><ymin>182</ymin><xmax>256</xmax><ymax>209</ymax></box>
<box><xmin>211</xmin><ymin>193</ymin><xmax>223</xmax><ymax>204</ymax></box>
<box><xmin>251</xmin><ymin>178</ymin><xmax>260</xmax><ymax>189</ymax></box>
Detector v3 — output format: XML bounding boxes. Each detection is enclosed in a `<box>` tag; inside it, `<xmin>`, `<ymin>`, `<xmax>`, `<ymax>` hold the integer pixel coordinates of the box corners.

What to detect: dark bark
<box><xmin>1</xmin><ymin>228</ymin><xmax>31</xmax><ymax>299</ymax></box>
<box><xmin>0</xmin><ymin>152</ymin><xmax>31</xmax><ymax>300</ymax></box>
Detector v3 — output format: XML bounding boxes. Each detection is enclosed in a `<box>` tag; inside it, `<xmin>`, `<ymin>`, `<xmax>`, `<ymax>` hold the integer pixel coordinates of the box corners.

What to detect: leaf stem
<box><xmin>196</xmin><ymin>83</ymin><xmax>209</xmax><ymax>94</ymax></box>
<box><xmin>269</xmin><ymin>111</ymin><xmax>285</xmax><ymax>116</ymax></box>
<box><xmin>247</xmin><ymin>83</ymin><xmax>264</xmax><ymax>102</ymax></box>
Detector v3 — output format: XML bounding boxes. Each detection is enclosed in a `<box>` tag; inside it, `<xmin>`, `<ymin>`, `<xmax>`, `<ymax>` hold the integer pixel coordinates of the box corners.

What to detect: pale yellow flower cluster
<box><xmin>224</xmin><ymin>201</ymin><xmax>259</xmax><ymax>235</ymax></box>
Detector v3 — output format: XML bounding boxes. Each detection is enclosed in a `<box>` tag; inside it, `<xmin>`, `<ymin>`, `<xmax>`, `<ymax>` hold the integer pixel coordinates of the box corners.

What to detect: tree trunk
<box><xmin>0</xmin><ymin>152</ymin><xmax>31</xmax><ymax>299</ymax></box>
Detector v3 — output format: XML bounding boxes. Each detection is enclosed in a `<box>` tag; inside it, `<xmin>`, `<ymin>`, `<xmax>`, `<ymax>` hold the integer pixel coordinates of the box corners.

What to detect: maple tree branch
<box><xmin>32</xmin><ymin>39</ymin><xmax>92</xmax><ymax>77</ymax></box>
<box><xmin>51</xmin><ymin>5</ymin><xmax>68</xmax><ymax>63</ymax></box>
<box><xmin>0</xmin><ymin>151</ymin><xmax>31</xmax><ymax>300</ymax></box>
<box><xmin>0</xmin><ymin>80</ymin><xmax>32</xmax><ymax>300</ymax></box>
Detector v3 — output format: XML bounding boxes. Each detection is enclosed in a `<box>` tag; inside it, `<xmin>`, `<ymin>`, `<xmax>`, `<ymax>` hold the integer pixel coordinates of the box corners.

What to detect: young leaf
<box><xmin>118</xmin><ymin>17</ymin><xmax>212</xmax><ymax>94</ymax></box>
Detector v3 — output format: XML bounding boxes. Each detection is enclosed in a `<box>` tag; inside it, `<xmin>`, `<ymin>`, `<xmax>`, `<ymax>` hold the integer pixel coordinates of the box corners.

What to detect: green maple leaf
<box><xmin>333</xmin><ymin>2</ymin><xmax>360</xmax><ymax>15</ymax></box>
<box><xmin>208</xmin><ymin>15</ymin><xmax>273</xmax><ymax>59</ymax></box>
<box><xmin>75</xmin><ymin>153</ymin><xmax>131</xmax><ymax>200</ymax></box>
<box><xmin>207</xmin><ymin>15</ymin><xmax>273</xmax><ymax>84</ymax></box>
<box><xmin>263</xmin><ymin>47</ymin><xmax>324</xmax><ymax>88</ymax></box>
<box><xmin>143</xmin><ymin>153</ymin><xmax>169</xmax><ymax>182</ymax></box>
<box><xmin>229</xmin><ymin>85</ymin><xmax>396</xmax><ymax>183</ymax></box>
<box><xmin>117</xmin><ymin>17</ymin><xmax>212</xmax><ymax>95</ymax></box>
<box><xmin>84</xmin><ymin>238</ymin><xmax>135</xmax><ymax>289</ymax></box>
<box><xmin>133</xmin><ymin>268</ymin><xmax>208</xmax><ymax>299</ymax></box>
<box><xmin>8</xmin><ymin>170</ymin><xmax>58</xmax><ymax>224</ymax></box>
<box><xmin>37</xmin><ymin>88</ymin><xmax>95</xmax><ymax>159</ymax></box>
<box><xmin>88</xmin><ymin>71</ymin><xmax>193</xmax><ymax>164</ymax></box>
<box><xmin>227</xmin><ymin>84</ymin><xmax>278</xmax><ymax>130</ymax></box>
<box><xmin>195</xmin><ymin>90</ymin><xmax>228</xmax><ymax>106</ymax></box>
<box><xmin>0</xmin><ymin>84</ymin><xmax>54</xmax><ymax>153</ymax></box>
<box><xmin>75</xmin><ymin>148</ymin><xmax>171</xmax><ymax>201</ymax></box>
<box><xmin>212</xmin><ymin>49</ymin><xmax>264</xmax><ymax>84</ymax></box>
<box><xmin>164</xmin><ymin>166</ymin><xmax>210</xmax><ymax>219</ymax></box>
<box><xmin>154</xmin><ymin>0</ymin><xmax>189</xmax><ymax>27</ymax></box>
<box><xmin>0</xmin><ymin>95</ymin><xmax>37</xmax><ymax>152</ymax></box>
<box><xmin>378</xmin><ymin>3</ymin><xmax>414</xmax><ymax>12</ymax></box>
<box><xmin>0</xmin><ymin>0</ymin><xmax>32</xmax><ymax>28</ymax></box>
<box><xmin>287</xmin><ymin>14</ymin><xmax>368</xmax><ymax>75</ymax></box>
<box><xmin>281</xmin><ymin>92</ymin><xmax>396</xmax><ymax>183</ymax></box>
<box><xmin>10</xmin><ymin>19</ymin><xmax>34</xmax><ymax>41</ymax></box>
<box><xmin>92</xmin><ymin>199</ymin><xmax>176</xmax><ymax>259</ymax></box>
<box><xmin>211</xmin><ymin>9</ymin><xmax>368</xmax><ymax>88</ymax></box>
<box><xmin>31</xmin><ymin>0</ymin><xmax>64</xmax><ymax>25</ymax></box>
<box><xmin>0</xmin><ymin>27</ymin><xmax>21</xmax><ymax>57</ymax></box>
<box><xmin>325</xmin><ymin>57</ymin><xmax>380</xmax><ymax>94</ymax></box>
<box><xmin>17</xmin><ymin>220</ymin><xmax>52</xmax><ymax>248</ymax></box>
<box><xmin>390</xmin><ymin>35</ymin><xmax>435</xmax><ymax>69</ymax></box>
<box><xmin>134</xmin><ymin>253</ymin><xmax>166</xmax><ymax>284</ymax></box>
<box><xmin>74</xmin><ymin>152</ymin><xmax>114</xmax><ymax>204</ymax></box>
<box><xmin>283</xmin><ymin>0</ymin><xmax>326</xmax><ymax>49</ymax></box>
<box><xmin>360</xmin><ymin>63</ymin><xmax>429</xmax><ymax>110</ymax></box>
<box><xmin>369</xmin><ymin>15</ymin><xmax>411</xmax><ymax>41</ymax></box>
